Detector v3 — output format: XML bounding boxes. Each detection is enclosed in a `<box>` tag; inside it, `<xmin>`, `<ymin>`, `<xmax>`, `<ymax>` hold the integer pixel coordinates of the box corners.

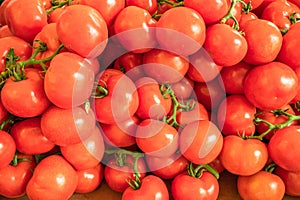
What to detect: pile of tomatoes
<box><xmin>1</xmin><ymin>0</ymin><xmax>300</xmax><ymax>199</ymax></box>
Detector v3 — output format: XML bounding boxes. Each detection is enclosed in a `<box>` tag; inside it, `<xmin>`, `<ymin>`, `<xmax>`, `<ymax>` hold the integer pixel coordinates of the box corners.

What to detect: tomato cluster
<box><xmin>0</xmin><ymin>0</ymin><xmax>300</xmax><ymax>199</ymax></box>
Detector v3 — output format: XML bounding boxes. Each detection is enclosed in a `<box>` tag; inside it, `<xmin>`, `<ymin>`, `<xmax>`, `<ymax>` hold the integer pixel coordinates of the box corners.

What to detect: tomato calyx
<box><xmin>92</xmin><ymin>83</ymin><xmax>109</xmax><ymax>98</ymax></box>
<box><xmin>10</xmin><ymin>152</ymin><xmax>32</xmax><ymax>167</ymax></box>
<box><xmin>152</xmin><ymin>0</ymin><xmax>184</xmax><ymax>19</ymax></box>
<box><xmin>264</xmin><ymin>162</ymin><xmax>277</xmax><ymax>173</ymax></box>
<box><xmin>46</xmin><ymin>0</ymin><xmax>73</xmax><ymax>15</ymax></box>
<box><xmin>187</xmin><ymin>162</ymin><xmax>220</xmax><ymax>180</ymax></box>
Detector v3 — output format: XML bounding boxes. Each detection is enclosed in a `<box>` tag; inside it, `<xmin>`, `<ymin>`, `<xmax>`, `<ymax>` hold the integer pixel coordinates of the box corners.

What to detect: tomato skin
<box><xmin>5</xmin><ymin>0</ymin><xmax>48</xmax><ymax>43</ymax></box>
<box><xmin>0</xmin><ymin>130</ymin><xmax>16</xmax><ymax>170</ymax></box>
<box><xmin>0</xmin><ymin>154</ymin><xmax>35</xmax><ymax>198</ymax></box>
<box><xmin>126</xmin><ymin>0</ymin><xmax>158</xmax><ymax>15</ymax></box>
<box><xmin>57</xmin><ymin>4</ymin><xmax>108</xmax><ymax>58</ymax></box>
<box><xmin>0</xmin><ymin>0</ymin><xmax>12</xmax><ymax>26</ymax></box>
<box><xmin>1</xmin><ymin>68</ymin><xmax>51</xmax><ymax>118</ymax></box>
<box><xmin>10</xmin><ymin>117</ymin><xmax>55</xmax><ymax>155</ymax></box>
<box><xmin>180</xmin><ymin>120</ymin><xmax>223</xmax><ymax>165</ymax></box>
<box><xmin>268</xmin><ymin>125</ymin><xmax>300</xmax><ymax>172</ymax></box>
<box><xmin>122</xmin><ymin>175</ymin><xmax>169</xmax><ymax>200</ymax></box>
<box><xmin>244</xmin><ymin>0</ymin><xmax>264</xmax><ymax>10</ymax></box>
<box><xmin>171</xmin><ymin>76</ymin><xmax>194</xmax><ymax>99</ymax></box>
<box><xmin>237</xmin><ymin>171</ymin><xmax>285</xmax><ymax>200</ymax></box>
<box><xmin>171</xmin><ymin>172</ymin><xmax>219</xmax><ymax>200</ymax></box>
<box><xmin>156</xmin><ymin>7</ymin><xmax>206</xmax><ymax>56</ymax></box>
<box><xmin>275</xmin><ymin>166</ymin><xmax>300</xmax><ymax>196</ymax></box>
<box><xmin>0</xmin><ymin>25</ymin><xmax>13</xmax><ymax>38</ymax></box>
<box><xmin>219</xmin><ymin>135</ymin><xmax>268</xmax><ymax>176</ymax></box>
<box><xmin>239</xmin><ymin>12</ymin><xmax>258</xmax><ymax>31</ymax></box>
<box><xmin>242</xmin><ymin>19</ymin><xmax>282</xmax><ymax>65</ymax></box>
<box><xmin>26</xmin><ymin>155</ymin><xmax>78</xmax><ymax>200</ymax></box>
<box><xmin>243</xmin><ymin>61</ymin><xmax>298</xmax><ymax>110</ymax></box>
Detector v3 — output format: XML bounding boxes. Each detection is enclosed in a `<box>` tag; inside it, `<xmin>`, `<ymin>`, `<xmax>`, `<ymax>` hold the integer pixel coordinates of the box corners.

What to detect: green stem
<box><xmin>158</xmin><ymin>0</ymin><xmax>184</xmax><ymax>7</ymax></box>
<box><xmin>0</xmin><ymin>115</ymin><xmax>16</xmax><ymax>130</ymax></box>
<box><xmin>46</xmin><ymin>0</ymin><xmax>73</xmax><ymax>15</ymax></box>
<box><xmin>221</xmin><ymin>0</ymin><xmax>240</xmax><ymax>30</ymax></box>
<box><xmin>188</xmin><ymin>162</ymin><xmax>220</xmax><ymax>179</ymax></box>
<box><xmin>264</xmin><ymin>163</ymin><xmax>277</xmax><ymax>173</ymax></box>
<box><xmin>289</xmin><ymin>12</ymin><xmax>300</xmax><ymax>24</ymax></box>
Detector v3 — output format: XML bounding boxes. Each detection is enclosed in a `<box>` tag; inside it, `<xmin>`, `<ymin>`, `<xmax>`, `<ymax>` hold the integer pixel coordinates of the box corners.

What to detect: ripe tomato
<box><xmin>275</xmin><ymin>166</ymin><xmax>300</xmax><ymax>196</ymax></box>
<box><xmin>219</xmin><ymin>135</ymin><xmax>268</xmax><ymax>176</ymax></box>
<box><xmin>5</xmin><ymin>0</ymin><xmax>48</xmax><ymax>43</ymax></box>
<box><xmin>0</xmin><ymin>25</ymin><xmax>13</xmax><ymax>38</ymax></box>
<box><xmin>0</xmin><ymin>130</ymin><xmax>16</xmax><ymax>169</ymax></box>
<box><xmin>242</xmin><ymin>19</ymin><xmax>282</xmax><ymax>65</ymax></box>
<box><xmin>10</xmin><ymin>117</ymin><xmax>55</xmax><ymax>155</ymax></box>
<box><xmin>243</xmin><ymin>61</ymin><xmax>298</xmax><ymax>110</ymax></box>
<box><xmin>244</xmin><ymin>0</ymin><xmax>264</xmax><ymax>10</ymax></box>
<box><xmin>1</xmin><ymin>68</ymin><xmax>51</xmax><ymax>118</ymax></box>
<box><xmin>237</xmin><ymin>171</ymin><xmax>285</xmax><ymax>200</ymax></box>
<box><xmin>44</xmin><ymin>52</ymin><xmax>95</xmax><ymax>109</ymax></box>
<box><xmin>26</xmin><ymin>155</ymin><xmax>78</xmax><ymax>200</ymax></box>
<box><xmin>56</xmin><ymin>4</ymin><xmax>108</xmax><ymax>58</ymax></box>
<box><xmin>135</xmin><ymin>119</ymin><xmax>179</xmax><ymax>157</ymax></box>
<box><xmin>180</xmin><ymin>120</ymin><xmax>223</xmax><ymax>164</ymax></box>
<box><xmin>203</xmin><ymin>23</ymin><xmax>248</xmax><ymax>67</ymax></box>
<box><xmin>268</xmin><ymin>125</ymin><xmax>300</xmax><ymax>172</ymax></box>
<box><xmin>0</xmin><ymin>154</ymin><xmax>35</xmax><ymax>198</ymax></box>
<box><xmin>125</xmin><ymin>0</ymin><xmax>158</xmax><ymax>15</ymax></box>
<box><xmin>122</xmin><ymin>175</ymin><xmax>169</xmax><ymax>200</ymax></box>
<box><xmin>0</xmin><ymin>0</ymin><xmax>12</xmax><ymax>26</ymax></box>
<box><xmin>239</xmin><ymin>12</ymin><xmax>258</xmax><ymax>31</ymax></box>
<box><xmin>171</xmin><ymin>76</ymin><xmax>194</xmax><ymax>99</ymax></box>
<box><xmin>156</xmin><ymin>6</ymin><xmax>206</xmax><ymax>56</ymax></box>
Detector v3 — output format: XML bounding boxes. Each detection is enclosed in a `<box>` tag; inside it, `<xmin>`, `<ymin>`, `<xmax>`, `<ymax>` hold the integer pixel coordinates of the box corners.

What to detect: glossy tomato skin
<box><xmin>243</xmin><ymin>61</ymin><xmax>298</xmax><ymax>110</ymax></box>
<box><xmin>275</xmin><ymin>166</ymin><xmax>300</xmax><ymax>196</ymax></box>
<box><xmin>5</xmin><ymin>0</ymin><xmax>48</xmax><ymax>43</ymax></box>
<box><xmin>1</xmin><ymin>68</ymin><xmax>51</xmax><ymax>118</ymax></box>
<box><xmin>0</xmin><ymin>130</ymin><xmax>16</xmax><ymax>170</ymax></box>
<box><xmin>219</xmin><ymin>135</ymin><xmax>268</xmax><ymax>176</ymax></box>
<box><xmin>172</xmin><ymin>171</ymin><xmax>219</xmax><ymax>200</ymax></box>
<box><xmin>239</xmin><ymin>12</ymin><xmax>258</xmax><ymax>31</ymax></box>
<box><xmin>0</xmin><ymin>154</ymin><xmax>35</xmax><ymax>198</ymax></box>
<box><xmin>237</xmin><ymin>171</ymin><xmax>285</xmax><ymax>200</ymax></box>
<box><xmin>26</xmin><ymin>155</ymin><xmax>78</xmax><ymax>200</ymax></box>
<box><xmin>0</xmin><ymin>25</ymin><xmax>13</xmax><ymax>38</ymax></box>
<box><xmin>57</xmin><ymin>4</ymin><xmax>108</xmax><ymax>58</ymax></box>
<box><xmin>122</xmin><ymin>175</ymin><xmax>169</xmax><ymax>200</ymax></box>
<box><xmin>180</xmin><ymin>120</ymin><xmax>223</xmax><ymax>164</ymax></box>
<box><xmin>268</xmin><ymin>125</ymin><xmax>300</xmax><ymax>172</ymax></box>
<box><xmin>125</xmin><ymin>0</ymin><xmax>157</xmax><ymax>15</ymax></box>
<box><xmin>10</xmin><ymin>117</ymin><xmax>55</xmax><ymax>155</ymax></box>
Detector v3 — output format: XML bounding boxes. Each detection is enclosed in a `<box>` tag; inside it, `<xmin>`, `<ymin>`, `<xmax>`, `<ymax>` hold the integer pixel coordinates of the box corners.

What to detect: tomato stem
<box><xmin>0</xmin><ymin>115</ymin><xmax>16</xmax><ymax>131</ymax></box>
<box><xmin>187</xmin><ymin>163</ymin><xmax>220</xmax><ymax>179</ymax></box>
<box><xmin>289</xmin><ymin>12</ymin><xmax>300</xmax><ymax>24</ymax></box>
<box><xmin>158</xmin><ymin>0</ymin><xmax>184</xmax><ymax>7</ymax></box>
<box><xmin>264</xmin><ymin>163</ymin><xmax>277</xmax><ymax>173</ymax></box>
<box><xmin>47</xmin><ymin>0</ymin><xmax>73</xmax><ymax>15</ymax></box>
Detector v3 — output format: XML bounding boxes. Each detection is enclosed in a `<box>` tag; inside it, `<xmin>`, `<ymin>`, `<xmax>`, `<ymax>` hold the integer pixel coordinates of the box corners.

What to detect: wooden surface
<box><xmin>0</xmin><ymin>171</ymin><xmax>299</xmax><ymax>200</ymax></box>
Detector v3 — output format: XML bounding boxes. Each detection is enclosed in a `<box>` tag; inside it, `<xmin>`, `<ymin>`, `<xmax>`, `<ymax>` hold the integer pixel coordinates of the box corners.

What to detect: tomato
<box><xmin>142</xmin><ymin>49</ymin><xmax>189</xmax><ymax>83</ymax></box>
<box><xmin>219</xmin><ymin>61</ymin><xmax>252</xmax><ymax>95</ymax></box>
<box><xmin>0</xmin><ymin>130</ymin><xmax>16</xmax><ymax>170</ymax></box>
<box><xmin>0</xmin><ymin>36</ymin><xmax>31</xmax><ymax>73</ymax></box>
<box><xmin>219</xmin><ymin>135</ymin><xmax>268</xmax><ymax>176</ymax></box>
<box><xmin>1</xmin><ymin>68</ymin><xmax>51</xmax><ymax>118</ymax></box>
<box><xmin>237</xmin><ymin>171</ymin><xmax>285</xmax><ymax>200</ymax></box>
<box><xmin>93</xmin><ymin>69</ymin><xmax>139</xmax><ymax>124</ymax></box>
<box><xmin>10</xmin><ymin>117</ymin><xmax>55</xmax><ymax>155</ymax></box>
<box><xmin>275</xmin><ymin>166</ymin><xmax>300</xmax><ymax>196</ymax></box>
<box><xmin>268</xmin><ymin>125</ymin><xmax>300</xmax><ymax>172</ymax></box>
<box><xmin>114</xmin><ymin>6</ymin><xmax>157</xmax><ymax>53</ymax></box>
<box><xmin>291</xmin><ymin>66</ymin><xmax>300</xmax><ymax>103</ymax></box>
<box><xmin>0</xmin><ymin>25</ymin><xmax>13</xmax><ymax>38</ymax></box>
<box><xmin>44</xmin><ymin>52</ymin><xmax>95</xmax><ymax>109</ymax></box>
<box><xmin>171</xmin><ymin>76</ymin><xmax>194</xmax><ymax>100</ymax></box>
<box><xmin>26</xmin><ymin>155</ymin><xmax>78</xmax><ymax>200</ymax></box>
<box><xmin>244</xmin><ymin>0</ymin><xmax>264</xmax><ymax>10</ymax></box>
<box><xmin>126</xmin><ymin>0</ymin><xmax>158</xmax><ymax>15</ymax></box>
<box><xmin>135</xmin><ymin>119</ymin><xmax>179</xmax><ymax>157</ymax></box>
<box><xmin>41</xmin><ymin>105</ymin><xmax>96</xmax><ymax>146</ymax></box>
<box><xmin>122</xmin><ymin>175</ymin><xmax>169</xmax><ymax>200</ymax></box>
<box><xmin>217</xmin><ymin>94</ymin><xmax>256</xmax><ymax>136</ymax></box>
<box><xmin>0</xmin><ymin>94</ymin><xmax>9</xmax><ymax>129</ymax></box>
<box><xmin>0</xmin><ymin>0</ymin><xmax>12</xmax><ymax>26</ymax></box>
<box><xmin>242</xmin><ymin>19</ymin><xmax>282</xmax><ymax>65</ymax></box>
<box><xmin>80</xmin><ymin>0</ymin><xmax>125</xmax><ymax>27</ymax></box>
<box><xmin>5</xmin><ymin>0</ymin><xmax>48</xmax><ymax>43</ymax></box>
<box><xmin>184</xmin><ymin>0</ymin><xmax>229</xmax><ymax>24</ymax></box>
<box><xmin>47</xmin><ymin>6</ymin><xmax>65</xmax><ymax>23</ymax></box>
<box><xmin>243</xmin><ymin>61</ymin><xmax>298</xmax><ymax>110</ymax></box>
<box><xmin>76</xmin><ymin>163</ymin><xmax>104</xmax><ymax>194</ymax></box>
<box><xmin>203</xmin><ymin>23</ymin><xmax>247</xmax><ymax>67</ymax></box>
<box><xmin>0</xmin><ymin>154</ymin><xmax>35</xmax><ymax>198</ymax></box>
<box><xmin>156</xmin><ymin>6</ymin><xmax>206</xmax><ymax>56</ymax></box>
<box><xmin>180</xmin><ymin>120</ymin><xmax>223</xmax><ymax>164</ymax></box>
<box><xmin>104</xmin><ymin>155</ymin><xmax>147</xmax><ymax>193</ymax></box>
<box><xmin>135</xmin><ymin>77</ymin><xmax>171</xmax><ymax>120</ymax></box>
<box><xmin>239</xmin><ymin>12</ymin><xmax>258</xmax><ymax>31</ymax></box>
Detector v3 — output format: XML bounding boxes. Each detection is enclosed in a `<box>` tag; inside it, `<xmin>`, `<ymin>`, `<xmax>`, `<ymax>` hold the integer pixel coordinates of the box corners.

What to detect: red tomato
<box><xmin>243</xmin><ymin>61</ymin><xmax>298</xmax><ymax>110</ymax></box>
<box><xmin>180</xmin><ymin>120</ymin><xmax>223</xmax><ymax>164</ymax></box>
<box><xmin>291</xmin><ymin>66</ymin><xmax>300</xmax><ymax>103</ymax></box>
<box><xmin>242</xmin><ymin>19</ymin><xmax>282</xmax><ymax>65</ymax></box>
<box><xmin>156</xmin><ymin>7</ymin><xmax>206</xmax><ymax>56</ymax></box>
<box><xmin>275</xmin><ymin>166</ymin><xmax>300</xmax><ymax>196</ymax></box>
<box><xmin>122</xmin><ymin>175</ymin><xmax>169</xmax><ymax>200</ymax></box>
<box><xmin>135</xmin><ymin>119</ymin><xmax>179</xmax><ymax>157</ymax></box>
<box><xmin>44</xmin><ymin>52</ymin><xmax>95</xmax><ymax>109</ymax></box>
<box><xmin>268</xmin><ymin>125</ymin><xmax>300</xmax><ymax>172</ymax></box>
<box><xmin>0</xmin><ymin>94</ymin><xmax>9</xmax><ymax>130</ymax></box>
<box><xmin>41</xmin><ymin>105</ymin><xmax>96</xmax><ymax>146</ymax></box>
<box><xmin>10</xmin><ymin>117</ymin><xmax>55</xmax><ymax>155</ymax></box>
<box><xmin>244</xmin><ymin>0</ymin><xmax>264</xmax><ymax>10</ymax></box>
<box><xmin>219</xmin><ymin>135</ymin><xmax>268</xmax><ymax>176</ymax></box>
<box><xmin>0</xmin><ymin>0</ymin><xmax>12</xmax><ymax>26</ymax></box>
<box><xmin>171</xmin><ymin>76</ymin><xmax>194</xmax><ymax>99</ymax></box>
<box><xmin>142</xmin><ymin>49</ymin><xmax>189</xmax><ymax>83</ymax></box>
<box><xmin>47</xmin><ymin>6</ymin><xmax>65</xmax><ymax>23</ymax></box>
<box><xmin>76</xmin><ymin>164</ymin><xmax>104</xmax><ymax>194</ymax></box>
<box><xmin>239</xmin><ymin>12</ymin><xmax>258</xmax><ymax>31</ymax></box>
<box><xmin>0</xmin><ymin>154</ymin><xmax>35</xmax><ymax>198</ymax></box>
<box><xmin>26</xmin><ymin>155</ymin><xmax>78</xmax><ymax>200</ymax></box>
<box><xmin>57</xmin><ymin>4</ymin><xmax>108</xmax><ymax>58</ymax></box>
<box><xmin>5</xmin><ymin>0</ymin><xmax>48</xmax><ymax>43</ymax></box>
<box><xmin>0</xmin><ymin>25</ymin><xmax>13</xmax><ymax>38</ymax></box>
<box><xmin>1</xmin><ymin>68</ymin><xmax>51</xmax><ymax>118</ymax></box>
<box><xmin>0</xmin><ymin>130</ymin><xmax>16</xmax><ymax>169</ymax></box>
<box><xmin>172</xmin><ymin>171</ymin><xmax>219</xmax><ymax>200</ymax></box>
<box><xmin>126</xmin><ymin>0</ymin><xmax>158</xmax><ymax>15</ymax></box>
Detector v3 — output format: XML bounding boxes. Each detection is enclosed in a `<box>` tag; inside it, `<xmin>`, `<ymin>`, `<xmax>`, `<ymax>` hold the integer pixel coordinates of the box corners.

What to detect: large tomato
<box><xmin>0</xmin><ymin>130</ymin><xmax>16</xmax><ymax>170</ymax></box>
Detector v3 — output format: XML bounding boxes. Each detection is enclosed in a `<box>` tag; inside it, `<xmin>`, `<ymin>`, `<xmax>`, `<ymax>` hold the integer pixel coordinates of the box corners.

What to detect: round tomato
<box><xmin>275</xmin><ymin>166</ymin><xmax>300</xmax><ymax>196</ymax></box>
<box><xmin>171</xmin><ymin>76</ymin><xmax>194</xmax><ymax>99</ymax></box>
<box><xmin>0</xmin><ymin>130</ymin><xmax>16</xmax><ymax>169</ymax></box>
<box><xmin>125</xmin><ymin>0</ymin><xmax>157</xmax><ymax>15</ymax></box>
